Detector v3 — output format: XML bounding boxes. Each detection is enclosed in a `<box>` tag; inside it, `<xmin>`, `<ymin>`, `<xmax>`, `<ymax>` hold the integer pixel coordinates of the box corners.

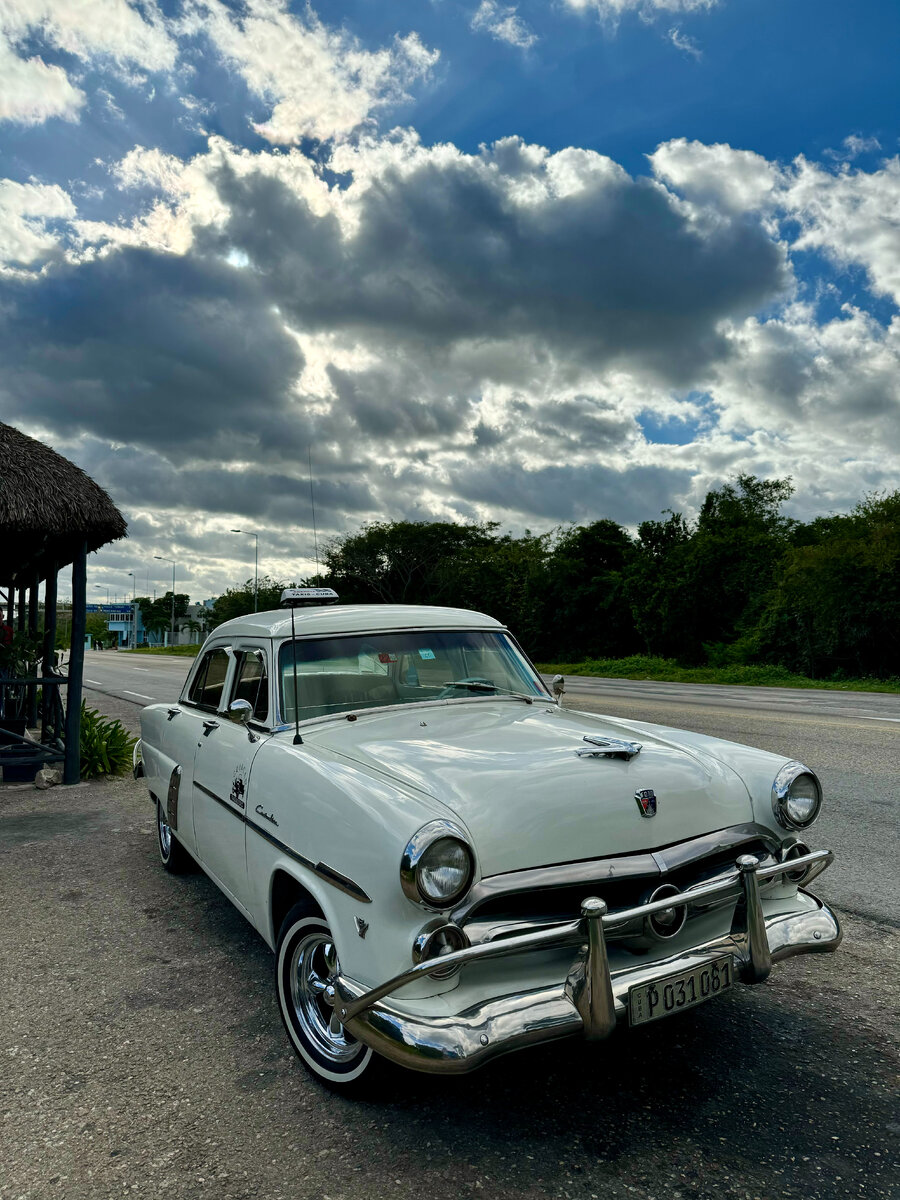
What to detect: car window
<box><xmin>279</xmin><ymin>629</ymin><xmax>545</xmax><ymax>723</ymax></box>
<box><xmin>232</xmin><ymin>649</ymin><xmax>269</xmax><ymax>722</ymax></box>
<box><xmin>188</xmin><ymin>647</ymin><xmax>231</xmax><ymax>712</ymax></box>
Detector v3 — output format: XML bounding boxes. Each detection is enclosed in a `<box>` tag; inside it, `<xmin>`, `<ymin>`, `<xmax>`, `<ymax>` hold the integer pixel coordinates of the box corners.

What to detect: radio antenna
<box><xmin>289</xmin><ymin>598</ymin><xmax>302</xmax><ymax>746</ymax></box>
<box><xmin>308</xmin><ymin>446</ymin><xmax>319</xmax><ymax>582</ymax></box>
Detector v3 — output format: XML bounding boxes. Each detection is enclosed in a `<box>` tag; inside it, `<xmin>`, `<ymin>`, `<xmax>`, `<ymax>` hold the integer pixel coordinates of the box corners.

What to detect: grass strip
<box><xmin>534</xmin><ymin>655</ymin><xmax>900</xmax><ymax>694</ymax></box>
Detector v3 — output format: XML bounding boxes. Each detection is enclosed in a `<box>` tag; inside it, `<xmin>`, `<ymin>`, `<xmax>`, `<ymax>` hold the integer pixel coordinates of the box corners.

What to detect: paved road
<box><xmin>81</xmin><ymin>649</ymin><xmax>194</xmax><ymax>707</ymax></box>
<box><xmin>82</xmin><ymin>654</ymin><xmax>900</xmax><ymax>925</ymax></box>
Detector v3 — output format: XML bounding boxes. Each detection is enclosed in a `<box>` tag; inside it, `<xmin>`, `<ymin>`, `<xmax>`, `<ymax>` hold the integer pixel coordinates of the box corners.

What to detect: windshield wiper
<box><xmin>442</xmin><ymin>681</ymin><xmax>536</xmax><ymax>705</ymax></box>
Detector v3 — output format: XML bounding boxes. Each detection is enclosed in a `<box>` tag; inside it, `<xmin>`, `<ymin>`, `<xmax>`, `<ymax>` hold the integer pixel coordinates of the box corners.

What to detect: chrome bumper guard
<box><xmin>335</xmin><ymin>849</ymin><xmax>841</xmax><ymax>1074</ymax></box>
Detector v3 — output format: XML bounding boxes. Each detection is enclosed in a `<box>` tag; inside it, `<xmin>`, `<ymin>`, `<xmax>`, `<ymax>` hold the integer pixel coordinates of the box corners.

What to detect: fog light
<box><xmin>647</xmin><ymin>884</ymin><xmax>687</xmax><ymax>940</ymax></box>
<box><xmin>412</xmin><ymin>921</ymin><xmax>469</xmax><ymax>979</ymax></box>
<box><xmin>781</xmin><ymin>841</ymin><xmax>812</xmax><ymax>884</ymax></box>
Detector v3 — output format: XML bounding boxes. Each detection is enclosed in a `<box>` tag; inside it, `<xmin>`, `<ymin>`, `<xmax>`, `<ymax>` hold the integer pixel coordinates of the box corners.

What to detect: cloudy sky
<box><xmin>2</xmin><ymin>0</ymin><xmax>899</xmax><ymax>602</ymax></box>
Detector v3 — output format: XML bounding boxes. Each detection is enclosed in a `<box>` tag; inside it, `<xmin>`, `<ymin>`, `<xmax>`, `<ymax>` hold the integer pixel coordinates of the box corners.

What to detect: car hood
<box><xmin>303</xmin><ymin>701</ymin><xmax>754</xmax><ymax>876</ymax></box>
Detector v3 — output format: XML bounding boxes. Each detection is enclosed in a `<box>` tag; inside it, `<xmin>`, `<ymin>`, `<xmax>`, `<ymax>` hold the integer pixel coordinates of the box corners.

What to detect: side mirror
<box><xmin>228</xmin><ymin>699</ymin><xmax>253</xmax><ymax>724</ymax></box>
<box><xmin>551</xmin><ymin>674</ymin><xmax>566</xmax><ymax>705</ymax></box>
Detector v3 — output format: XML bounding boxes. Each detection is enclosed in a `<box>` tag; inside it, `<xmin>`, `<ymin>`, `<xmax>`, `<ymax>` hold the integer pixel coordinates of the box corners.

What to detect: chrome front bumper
<box><xmin>335</xmin><ymin>850</ymin><xmax>842</xmax><ymax>1074</ymax></box>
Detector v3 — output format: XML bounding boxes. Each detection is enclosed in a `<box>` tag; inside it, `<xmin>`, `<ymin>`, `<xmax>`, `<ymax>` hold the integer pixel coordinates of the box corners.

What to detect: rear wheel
<box><xmin>276</xmin><ymin>905</ymin><xmax>374</xmax><ymax>1086</ymax></box>
<box><xmin>156</xmin><ymin>798</ymin><xmax>191</xmax><ymax>873</ymax></box>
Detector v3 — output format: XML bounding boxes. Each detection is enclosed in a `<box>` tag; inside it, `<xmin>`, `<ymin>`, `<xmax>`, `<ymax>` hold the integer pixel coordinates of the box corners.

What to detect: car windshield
<box><xmin>278</xmin><ymin>628</ymin><xmax>547</xmax><ymax>723</ymax></box>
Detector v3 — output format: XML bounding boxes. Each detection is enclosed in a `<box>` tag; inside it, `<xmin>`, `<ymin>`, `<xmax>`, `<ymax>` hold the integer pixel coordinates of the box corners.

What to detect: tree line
<box><xmin>209</xmin><ymin>475</ymin><xmax>900</xmax><ymax>680</ymax></box>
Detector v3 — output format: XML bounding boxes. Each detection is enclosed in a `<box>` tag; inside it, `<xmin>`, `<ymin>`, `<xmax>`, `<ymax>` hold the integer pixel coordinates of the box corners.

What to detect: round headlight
<box><xmin>772</xmin><ymin>762</ymin><xmax>822</xmax><ymax>830</ymax></box>
<box><xmin>418</xmin><ymin>837</ymin><xmax>472</xmax><ymax>905</ymax></box>
<box><xmin>401</xmin><ymin>821</ymin><xmax>475</xmax><ymax>908</ymax></box>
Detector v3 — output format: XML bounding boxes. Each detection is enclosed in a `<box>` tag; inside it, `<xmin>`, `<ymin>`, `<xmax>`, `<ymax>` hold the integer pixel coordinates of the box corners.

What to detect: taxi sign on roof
<box><xmin>280</xmin><ymin>587</ymin><xmax>339</xmax><ymax>607</ymax></box>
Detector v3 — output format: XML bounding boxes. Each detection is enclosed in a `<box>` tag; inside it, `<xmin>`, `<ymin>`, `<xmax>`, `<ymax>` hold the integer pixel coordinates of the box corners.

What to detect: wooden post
<box><xmin>27</xmin><ymin>574</ymin><xmax>39</xmax><ymax>727</ymax></box>
<box><xmin>16</xmin><ymin>585</ymin><xmax>26</xmax><ymax>633</ymax></box>
<box><xmin>42</xmin><ymin>564</ymin><xmax>58</xmax><ymax>744</ymax></box>
<box><xmin>63</xmin><ymin>542</ymin><xmax>87</xmax><ymax>785</ymax></box>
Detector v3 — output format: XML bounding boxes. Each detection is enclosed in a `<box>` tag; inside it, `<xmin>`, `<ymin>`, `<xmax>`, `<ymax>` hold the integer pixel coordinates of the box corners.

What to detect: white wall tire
<box><xmin>276</xmin><ymin>906</ymin><xmax>374</xmax><ymax>1086</ymax></box>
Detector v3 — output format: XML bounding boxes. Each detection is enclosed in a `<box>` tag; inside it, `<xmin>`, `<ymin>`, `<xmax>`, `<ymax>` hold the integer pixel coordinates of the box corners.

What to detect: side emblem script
<box><xmin>634</xmin><ymin>788</ymin><xmax>657</xmax><ymax>818</ymax></box>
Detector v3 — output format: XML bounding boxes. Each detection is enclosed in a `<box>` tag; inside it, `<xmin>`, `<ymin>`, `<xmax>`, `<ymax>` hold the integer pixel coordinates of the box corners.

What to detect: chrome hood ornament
<box><xmin>576</xmin><ymin>735</ymin><xmax>643</xmax><ymax>761</ymax></box>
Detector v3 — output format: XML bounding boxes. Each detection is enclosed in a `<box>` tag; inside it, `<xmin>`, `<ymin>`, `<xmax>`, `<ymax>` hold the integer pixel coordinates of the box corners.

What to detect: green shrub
<box><xmin>79</xmin><ymin>703</ymin><xmax>137</xmax><ymax>779</ymax></box>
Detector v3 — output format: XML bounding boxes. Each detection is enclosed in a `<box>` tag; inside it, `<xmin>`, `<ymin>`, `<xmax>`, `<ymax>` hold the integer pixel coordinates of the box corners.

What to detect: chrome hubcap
<box><xmin>289</xmin><ymin>933</ymin><xmax>361</xmax><ymax>1062</ymax></box>
<box><xmin>158</xmin><ymin>806</ymin><xmax>171</xmax><ymax>857</ymax></box>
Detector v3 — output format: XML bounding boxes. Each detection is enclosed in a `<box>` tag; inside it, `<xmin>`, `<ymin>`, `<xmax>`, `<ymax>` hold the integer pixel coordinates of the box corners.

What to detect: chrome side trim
<box><xmin>193</xmin><ymin>779</ymin><xmax>372</xmax><ymax>903</ymax></box>
<box><xmin>312</xmin><ymin>861</ymin><xmax>373</xmax><ymax>905</ymax></box>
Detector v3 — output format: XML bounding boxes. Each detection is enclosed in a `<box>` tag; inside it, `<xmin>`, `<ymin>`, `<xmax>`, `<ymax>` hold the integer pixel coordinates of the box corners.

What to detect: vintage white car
<box><xmin>136</xmin><ymin>589</ymin><xmax>841</xmax><ymax>1087</ymax></box>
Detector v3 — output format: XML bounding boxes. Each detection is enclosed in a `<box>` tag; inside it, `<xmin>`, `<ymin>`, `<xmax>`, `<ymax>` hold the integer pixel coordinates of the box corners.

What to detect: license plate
<box><xmin>629</xmin><ymin>955</ymin><xmax>734</xmax><ymax>1027</ymax></box>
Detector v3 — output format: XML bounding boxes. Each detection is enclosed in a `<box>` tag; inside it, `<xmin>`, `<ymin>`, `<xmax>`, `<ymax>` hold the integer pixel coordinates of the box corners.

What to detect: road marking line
<box><xmin>85</xmin><ymin>679</ymin><xmax>102</xmax><ymax>685</ymax></box>
<box><xmin>857</xmin><ymin>715</ymin><xmax>900</xmax><ymax>723</ymax></box>
<box><xmin>132</xmin><ymin>667</ymin><xmax>149</xmax><ymax>672</ymax></box>
<box><xmin>124</xmin><ymin>690</ymin><xmax>154</xmax><ymax>700</ymax></box>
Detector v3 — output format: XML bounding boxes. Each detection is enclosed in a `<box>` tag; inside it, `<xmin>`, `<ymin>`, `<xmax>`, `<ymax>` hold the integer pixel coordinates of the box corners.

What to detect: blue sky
<box><xmin>1</xmin><ymin>0</ymin><xmax>898</xmax><ymax>600</ymax></box>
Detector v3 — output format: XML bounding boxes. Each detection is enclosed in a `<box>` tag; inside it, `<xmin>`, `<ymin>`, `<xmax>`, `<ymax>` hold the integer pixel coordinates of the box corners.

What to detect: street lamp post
<box><xmin>154</xmin><ymin>557</ymin><xmax>177</xmax><ymax>646</ymax></box>
<box><xmin>231</xmin><ymin>529</ymin><xmax>259</xmax><ymax>612</ymax></box>
<box><xmin>127</xmin><ymin>572</ymin><xmax>136</xmax><ymax>648</ymax></box>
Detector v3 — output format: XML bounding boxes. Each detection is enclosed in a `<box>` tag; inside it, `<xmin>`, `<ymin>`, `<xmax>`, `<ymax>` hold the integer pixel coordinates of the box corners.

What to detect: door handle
<box><xmin>202</xmin><ymin>720</ymin><xmax>219</xmax><ymax>736</ymax></box>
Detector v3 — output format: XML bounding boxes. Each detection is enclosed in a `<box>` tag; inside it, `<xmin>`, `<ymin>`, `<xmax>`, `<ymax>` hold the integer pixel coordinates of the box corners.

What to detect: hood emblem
<box><xmin>634</xmin><ymin>788</ymin><xmax>657</xmax><ymax>818</ymax></box>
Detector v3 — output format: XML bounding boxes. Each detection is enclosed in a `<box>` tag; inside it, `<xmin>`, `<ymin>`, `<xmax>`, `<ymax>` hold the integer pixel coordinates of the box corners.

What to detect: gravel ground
<box><xmin>1</xmin><ymin>765</ymin><xmax>898</xmax><ymax>1200</ymax></box>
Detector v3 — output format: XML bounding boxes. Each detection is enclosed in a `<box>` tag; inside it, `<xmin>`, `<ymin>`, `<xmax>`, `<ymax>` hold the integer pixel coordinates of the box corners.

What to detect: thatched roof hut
<box><xmin>0</xmin><ymin>422</ymin><xmax>127</xmax><ymax>784</ymax></box>
<box><xmin>0</xmin><ymin>422</ymin><xmax>127</xmax><ymax>585</ymax></box>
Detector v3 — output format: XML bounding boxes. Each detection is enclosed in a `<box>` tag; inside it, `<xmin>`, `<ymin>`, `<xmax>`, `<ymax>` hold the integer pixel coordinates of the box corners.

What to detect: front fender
<box><xmin>245</xmin><ymin>737</ymin><xmax>465</xmax><ymax>997</ymax></box>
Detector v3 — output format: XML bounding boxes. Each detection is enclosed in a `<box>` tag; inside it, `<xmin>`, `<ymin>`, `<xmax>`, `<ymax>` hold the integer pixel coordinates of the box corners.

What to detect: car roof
<box><xmin>209</xmin><ymin>603</ymin><xmax>505</xmax><ymax>641</ymax></box>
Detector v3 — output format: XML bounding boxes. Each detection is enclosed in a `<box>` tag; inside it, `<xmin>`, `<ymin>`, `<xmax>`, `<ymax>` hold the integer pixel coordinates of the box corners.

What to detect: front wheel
<box><xmin>276</xmin><ymin>906</ymin><xmax>374</xmax><ymax>1086</ymax></box>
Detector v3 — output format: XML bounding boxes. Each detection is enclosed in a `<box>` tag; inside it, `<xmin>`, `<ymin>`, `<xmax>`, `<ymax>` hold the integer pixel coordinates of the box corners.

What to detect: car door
<box><xmin>191</xmin><ymin>643</ymin><xmax>270</xmax><ymax>911</ymax></box>
<box><xmin>152</xmin><ymin>646</ymin><xmax>231</xmax><ymax>855</ymax></box>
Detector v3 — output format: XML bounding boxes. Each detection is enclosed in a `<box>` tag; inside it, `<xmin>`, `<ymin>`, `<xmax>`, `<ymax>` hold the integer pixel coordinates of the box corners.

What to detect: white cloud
<box><xmin>0</xmin><ymin>0</ymin><xmax>176</xmax><ymax>72</ymax></box>
<box><xmin>563</xmin><ymin>0</ymin><xmax>717</xmax><ymax>17</ymax></box>
<box><xmin>0</xmin><ymin>32</ymin><xmax>84</xmax><ymax>124</ymax></box>
<box><xmin>826</xmin><ymin>134</ymin><xmax>882</xmax><ymax>161</ymax></box>
<box><xmin>471</xmin><ymin>1</ymin><xmax>537</xmax><ymax>50</ymax></box>
<box><xmin>185</xmin><ymin>0</ymin><xmax>438</xmax><ymax>144</ymax></box>
<box><xmin>784</xmin><ymin>155</ymin><xmax>900</xmax><ymax>306</ymax></box>
<box><xmin>651</xmin><ymin>140</ymin><xmax>900</xmax><ymax>307</ymax></box>
<box><xmin>0</xmin><ymin>0</ymin><xmax>177</xmax><ymax>127</ymax></box>
<box><xmin>667</xmin><ymin>25</ymin><xmax>701</xmax><ymax>58</ymax></box>
<box><xmin>0</xmin><ymin>178</ymin><xmax>75</xmax><ymax>270</ymax></box>
<box><xmin>651</xmin><ymin>138</ymin><xmax>781</xmax><ymax>214</ymax></box>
